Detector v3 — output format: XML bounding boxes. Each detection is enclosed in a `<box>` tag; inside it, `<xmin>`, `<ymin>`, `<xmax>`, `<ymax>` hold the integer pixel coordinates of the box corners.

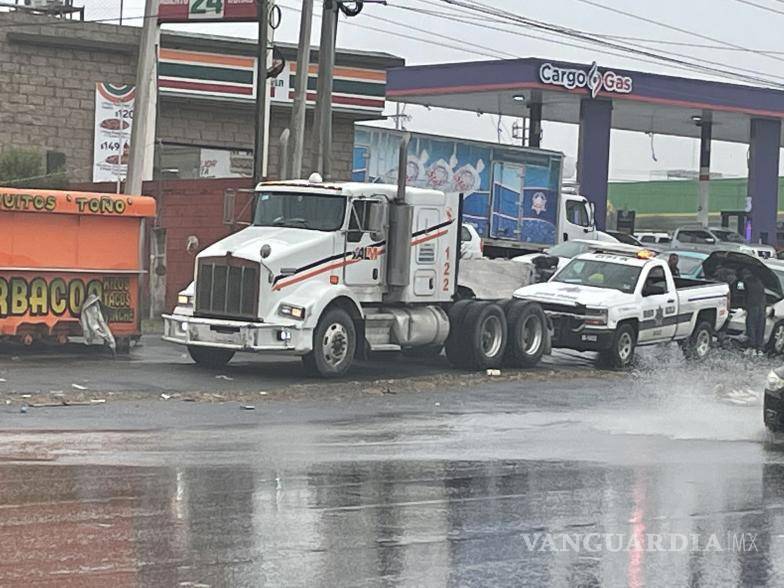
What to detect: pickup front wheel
<box><xmin>599</xmin><ymin>324</ymin><xmax>637</xmax><ymax>369</ymax></box>
<box><xmin>682</xmin><ymin>321</ymin><xmax>713</xmax><ymax>361</ymax></box>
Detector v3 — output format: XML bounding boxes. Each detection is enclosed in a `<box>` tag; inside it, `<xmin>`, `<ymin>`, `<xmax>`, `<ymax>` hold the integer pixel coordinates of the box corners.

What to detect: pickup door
<box><xmin>637</xmin><ymin>264</ymin><xmax>679</xmax><ymax>343</ymax></box>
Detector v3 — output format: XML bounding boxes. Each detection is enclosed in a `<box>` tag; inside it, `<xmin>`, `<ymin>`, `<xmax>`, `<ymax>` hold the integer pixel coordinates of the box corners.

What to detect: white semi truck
<box><xmin>163</xmin><ymin>142</ymin><xmax>551</xmax><ymax>377</ymax></box>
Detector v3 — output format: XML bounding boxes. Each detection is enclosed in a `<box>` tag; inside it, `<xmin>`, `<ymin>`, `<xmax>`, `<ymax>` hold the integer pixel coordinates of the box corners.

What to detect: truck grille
<box><xmin>196</xmin><ymin>257</ymin><xmax>259</xmax><ymax>320</ymax></box>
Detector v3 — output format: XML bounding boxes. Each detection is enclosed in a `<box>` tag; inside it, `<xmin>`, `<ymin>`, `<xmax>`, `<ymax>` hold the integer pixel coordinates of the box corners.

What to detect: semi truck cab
<box><xmin>164</xmin><ymin>174</ymin><xmax>462</xmax><ymax>375</ymax></box>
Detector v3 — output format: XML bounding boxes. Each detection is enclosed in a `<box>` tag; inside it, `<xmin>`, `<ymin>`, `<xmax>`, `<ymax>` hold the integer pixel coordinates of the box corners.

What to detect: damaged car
<box><xmin>703</xmin><ymin>251</ymin><xmax>784</xmax><ymax>355</ymax></box>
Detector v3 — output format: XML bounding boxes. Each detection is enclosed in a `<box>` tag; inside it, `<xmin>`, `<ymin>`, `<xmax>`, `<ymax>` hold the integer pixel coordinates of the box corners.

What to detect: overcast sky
<box><xmin>86</xmin><ymin>0</ymin><xmax>784</xmax><ymax>181</ymax></box>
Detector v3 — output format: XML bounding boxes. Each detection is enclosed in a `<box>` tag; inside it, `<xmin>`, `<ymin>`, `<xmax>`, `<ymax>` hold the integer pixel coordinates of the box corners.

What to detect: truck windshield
<box><xmin>554</xmin><ymin>259</ymin><xmax>643</xmax><ymax>294</ymax></box>
<box><xmin>254</xmin><ymin>192</ymin><xmax>346</xmax><ymax>231</ymax></box>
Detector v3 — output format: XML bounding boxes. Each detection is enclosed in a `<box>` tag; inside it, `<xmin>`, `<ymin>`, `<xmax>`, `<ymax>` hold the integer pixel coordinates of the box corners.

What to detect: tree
<box><xmin>0</xmin><ymin>147</ymin><xmax>67</xmax><ymax>189</ymax></box>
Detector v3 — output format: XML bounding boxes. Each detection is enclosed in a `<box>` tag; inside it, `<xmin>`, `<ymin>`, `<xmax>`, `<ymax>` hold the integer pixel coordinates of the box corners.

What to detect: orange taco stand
<box><xmin>0</xmin><ymin>188</ymin><xmax>156</xmax><ymax>351</ymax></box>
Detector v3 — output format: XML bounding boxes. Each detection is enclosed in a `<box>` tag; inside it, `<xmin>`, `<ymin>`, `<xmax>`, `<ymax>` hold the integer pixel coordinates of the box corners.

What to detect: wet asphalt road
<box><xmin>0</xmin><ymin>336</ymin><xmax>600</xmax><ymax>398</ymax></box>
<box><xmin>2</xmin><ymin>342</ymin><xmax>784</xmax><ymax>586</ymax></box>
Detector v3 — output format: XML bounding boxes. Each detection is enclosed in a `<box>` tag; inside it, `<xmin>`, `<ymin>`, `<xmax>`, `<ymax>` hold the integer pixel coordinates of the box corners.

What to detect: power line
<box><xmin>391</xmin><ymin>1</ymin><xmax>784</xmax><ymax>85</ymax></box>
<box><xmin>277</xmin><ymin>3</ymin><xmax>509</xmax><ymax>60</ymax></box>
<box><xmin>401</xmin><ymin>0</ymin><xmax>784</xmax><ymax>57</ymax></box>
<box><xmin>0</xmin><ymin>11</ymin><xmax>155</xmax><ymax>29</ymax></box>
<box><xmin>732</xmin><ymin>0</ymin><xmax>784</xmax><ymax>16</ymax></box>
<box><xmin>570</xmin><ymin>0</ymin><xmax>784</xmax><ymax>66</ymax></box>
<box><xmin>596</xmin><ymin>35</ymin><xmax>784</xmax><ymax>55</ymax></box>
<box><xmin>428</xmin><ymin>0</ymin><xmax>784</xmax><ymax>88</ymax></box>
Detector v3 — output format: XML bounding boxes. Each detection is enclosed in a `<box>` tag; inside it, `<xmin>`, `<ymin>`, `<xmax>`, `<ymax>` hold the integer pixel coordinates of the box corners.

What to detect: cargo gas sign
<box><xmin>538</xmin><ymin>62</ymin><xmax>633</xmax><ymax>98</ymax></box>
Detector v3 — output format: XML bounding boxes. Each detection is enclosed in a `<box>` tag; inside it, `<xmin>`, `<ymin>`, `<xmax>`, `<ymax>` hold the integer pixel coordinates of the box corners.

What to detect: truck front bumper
<box><xmin>162</xmin><ymin>314</ymin><xmax>312</xmax><ymax>354</ymax></box>
<box><xmin>550</xmin><ymin>316</ymin><xmax>614</xmax><ymax>352</ymax></box>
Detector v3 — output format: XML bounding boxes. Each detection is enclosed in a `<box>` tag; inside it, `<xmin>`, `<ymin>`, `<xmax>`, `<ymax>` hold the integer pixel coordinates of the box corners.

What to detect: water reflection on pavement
<box><xmin>1</xmin><ymin>351</ymin><xmax>784</xmax><ymax>586</ymax></box>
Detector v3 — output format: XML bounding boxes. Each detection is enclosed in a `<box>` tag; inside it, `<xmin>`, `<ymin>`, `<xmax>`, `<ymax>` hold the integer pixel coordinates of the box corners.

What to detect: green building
<box><xmin>608</xmin><ymin>178</ymin><xmax>784</xmax><ymax>232</ymax></box>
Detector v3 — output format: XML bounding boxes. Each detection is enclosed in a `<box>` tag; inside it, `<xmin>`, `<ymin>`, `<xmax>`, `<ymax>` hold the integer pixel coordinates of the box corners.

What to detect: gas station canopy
<box><xmin>385</xmin><ymin>57</ymin><xmax>784</xmax><ymax>243</ymax></box>
<box><xmin>386</xmin><ymin>57</ymin><xmax>784</xmax><ymax>144</ymax></box>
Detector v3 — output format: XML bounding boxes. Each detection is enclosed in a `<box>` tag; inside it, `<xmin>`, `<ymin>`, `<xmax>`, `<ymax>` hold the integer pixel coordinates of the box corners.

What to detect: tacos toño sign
<box><xmin>538</xmin><ymin>62</ymin><xmax>633</xmax><ymax>98</ymax></box>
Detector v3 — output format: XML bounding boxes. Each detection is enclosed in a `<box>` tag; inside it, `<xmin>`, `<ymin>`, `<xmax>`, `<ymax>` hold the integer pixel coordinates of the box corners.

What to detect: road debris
<box><xmin>71</xmin><ymin>384</ymin><xmax>87</xmax><ymax>391</ymax></box>
<box><xmin>19</xmin><ymin>404</ymin><xmax>27</xmax><ymax>414</ymax></box>
<box><xmin>486</xmin><ymin>369</ymin><xmax>501</xmax><ymax>376</ymax></box>
<box><xmin>215</xmin><ymin>375</ymin><xmax>234</xmax><ymax>381</ymax></box>
<box><xmin>160</xmin><ymin>393</ymin><xmax>172</xmax><ymax>400</ymax></box>
<box><xmin>241</xmin><ymin>405</ymin><xmax>256</xmax><ymax>410</ymax></box>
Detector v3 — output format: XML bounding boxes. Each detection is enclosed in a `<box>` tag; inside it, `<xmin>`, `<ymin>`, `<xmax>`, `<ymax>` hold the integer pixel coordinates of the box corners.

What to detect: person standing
<box><xmin>667</xmin><ymin>253</ymin><xmax>680</xmax><ymax>277</ymax></box>
<box><xmin>740</xmin><ymin>268</ymin><xmax>766</xmax><ymax>354</ymax></box>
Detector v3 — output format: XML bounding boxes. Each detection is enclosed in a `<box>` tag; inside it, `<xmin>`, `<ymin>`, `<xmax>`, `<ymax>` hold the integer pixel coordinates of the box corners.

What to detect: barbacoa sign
<box><xmin>0</xmin><ymin>276</ymin><xmax>134</xmax><ymax>323</ymax></box>
<box><xmin>539</xmin><ymin>62</ymin><xmax>633</xmax><ymax>98</ymax></box>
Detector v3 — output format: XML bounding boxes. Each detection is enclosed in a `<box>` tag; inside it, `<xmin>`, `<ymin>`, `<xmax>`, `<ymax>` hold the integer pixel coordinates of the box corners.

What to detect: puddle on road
<box><xmin>584</xmin><ymin>346</ymin><xmax>773</xmax><ymax>444</ymax></box>
<box><xmin>1</xmin><ymin>457</ymin><xmax>783</xmax><ymax>587</ymax></box>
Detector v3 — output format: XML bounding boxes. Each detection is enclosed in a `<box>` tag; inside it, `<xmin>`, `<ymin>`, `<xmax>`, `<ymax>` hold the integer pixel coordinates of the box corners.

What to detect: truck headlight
<box><xmin>767</xmin><ymin>369</ymin><xmax>784</xmax><ymax>391</ymax></box>
<box><xmin>178</xmin><ymin>294</ymin><xmax>194</xmax><ymax>306</ymax></box>
<box><xmin>584</xmin><ymin>308</ymin><xmax>608</xmax><ymax>326</ymax></box>
<box><xmin>279</xmin><ymin>304</ymin><xmax>306</xmax><ymax>320</ymax></box>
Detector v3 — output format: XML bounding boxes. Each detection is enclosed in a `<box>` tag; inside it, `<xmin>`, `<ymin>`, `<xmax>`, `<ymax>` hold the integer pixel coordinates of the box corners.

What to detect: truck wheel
<box><xmin>461</xmin><ymin>302</ymin><xmax>508</xmax><ymax>370</ymax></box>
<box><xmin>303</xmin><ymin>308</ymin><xmax>356</xmax><ymax>378</ymax></box>
<box><xmin>504</xmin><ymin>301</ymin><xmax>546</xmax><ymax>368</ymax></box>
<box><xmin>682</xmin><ymin>321</ymin><xmax>713</xmax><ymax>361</ymax></box>
<box><xmin>188</xmin><ymin>345</ymin><xmax>235</xmax><ymax>368</ymax></box>
<box><xmin>598</xmin><ymin>323</ymin><xmax>636</xmax><ymax>369</ymax></box>
<box><xmin>769</xmin><ymin>321</ymin><xmax>784</xmax><ymax>355</ymax></box>
<box><xmin>445</xmin><ymin>299</ymin><xmax>474</xmax><ymax>367</ymax></box>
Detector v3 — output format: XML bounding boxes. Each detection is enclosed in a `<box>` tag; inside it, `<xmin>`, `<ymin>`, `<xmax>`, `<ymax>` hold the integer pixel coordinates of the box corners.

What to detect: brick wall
<box><xmin>0</xmin><ymin>11</ymin><xmax>378</xmax><ymax>184</ymax></box>
<box><xmin>148</xmin><ymin>179</ymin><xmax>255</xmax><ymax>310</ymax></box>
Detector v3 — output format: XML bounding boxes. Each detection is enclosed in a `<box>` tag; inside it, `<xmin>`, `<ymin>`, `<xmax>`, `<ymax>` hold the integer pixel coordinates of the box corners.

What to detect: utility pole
<box><xmin>125</xmin><ymin>0</ymin><xmax>159</xmax><ymax>195</ymax></box>
<box><xmin>252</xmin><ymin>0</ymin><xmax>270</xmax><ymax>186</ymax></box>
<box><xmin>312</xmin><ymin>0</ymin><xmax>338</xmax><ymax>178</ymax></box>
<box><xmin>288</xmin><ymin>0</ymin><xmax>314</xmax><ymax>180</ymax></box>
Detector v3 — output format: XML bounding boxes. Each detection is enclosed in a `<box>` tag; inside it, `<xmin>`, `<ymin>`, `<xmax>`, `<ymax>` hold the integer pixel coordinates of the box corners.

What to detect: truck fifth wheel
<box><xmin>163</xmin><ymin>143</ymin><xmax>550</xmax><ymax>377</ymax></box>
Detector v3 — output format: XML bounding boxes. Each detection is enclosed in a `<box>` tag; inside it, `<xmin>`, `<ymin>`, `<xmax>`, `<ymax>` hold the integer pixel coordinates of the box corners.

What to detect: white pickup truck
<box><xmin>513</xmin><ymin>251</ymin><xmax>730</xmax><ymax>367</ymax></box>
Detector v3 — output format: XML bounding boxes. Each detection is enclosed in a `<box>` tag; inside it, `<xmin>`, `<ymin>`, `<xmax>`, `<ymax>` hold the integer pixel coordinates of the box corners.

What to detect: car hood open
<box><xmin>702</xmin><ymin>251</ymin><xmax>783</xmax><ymax>298</ymax></box>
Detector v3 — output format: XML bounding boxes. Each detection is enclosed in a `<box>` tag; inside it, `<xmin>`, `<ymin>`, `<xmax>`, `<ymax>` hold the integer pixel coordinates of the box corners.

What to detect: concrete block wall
<box><xmin>0</xmin><ymin>12</ymin><xmax>138</xmax><ymax>182</ymax></box>
<box><xmin>0</xmin><ymin>11</ymin><xmax>370</xmax><ymax>184</ymax></box>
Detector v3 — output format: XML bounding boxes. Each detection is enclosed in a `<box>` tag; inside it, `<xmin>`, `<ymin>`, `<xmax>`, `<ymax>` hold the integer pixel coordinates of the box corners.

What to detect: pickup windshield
<box><xmin>712</xmin><ymin>229</ymin><xmax>745</xmax><ymax>244</ymax></box>
<box><xmin>554</xmin><ymin>259</ymin><xmax>643</xmax><ymax>294</ymax></box>
<box><xmin>546</xmin><ymin>241</ymin><xmax>590</xmax><ymax>258</ymax></box>
<box><xmin>254</xmin><ymin>192</ymin><xmax>346</xmax><ymax>231</ymax></box>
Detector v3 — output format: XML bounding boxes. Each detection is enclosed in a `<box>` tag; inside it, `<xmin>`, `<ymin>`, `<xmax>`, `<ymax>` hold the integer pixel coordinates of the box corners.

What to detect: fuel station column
<box><xmin>577</xmin><ymin>97</ymin><xmax>612</xmax><ymax>231</ymax></box>
<box><xmin>749</xmin><ymin>118</ymin><xmax>781</xmax><ymax>245</ymax></box>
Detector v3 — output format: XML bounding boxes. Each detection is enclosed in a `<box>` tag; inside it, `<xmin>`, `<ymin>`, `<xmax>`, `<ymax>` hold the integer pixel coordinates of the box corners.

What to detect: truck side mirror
<box><xmin>368</xmin><ymin>202</ymin><xmax>388</xmax><ymax>241</ymax></box>
<box><xmin>588</xmin><ymin>201</ymin><xmax>596</xmax><ymax>226</ymax></box>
